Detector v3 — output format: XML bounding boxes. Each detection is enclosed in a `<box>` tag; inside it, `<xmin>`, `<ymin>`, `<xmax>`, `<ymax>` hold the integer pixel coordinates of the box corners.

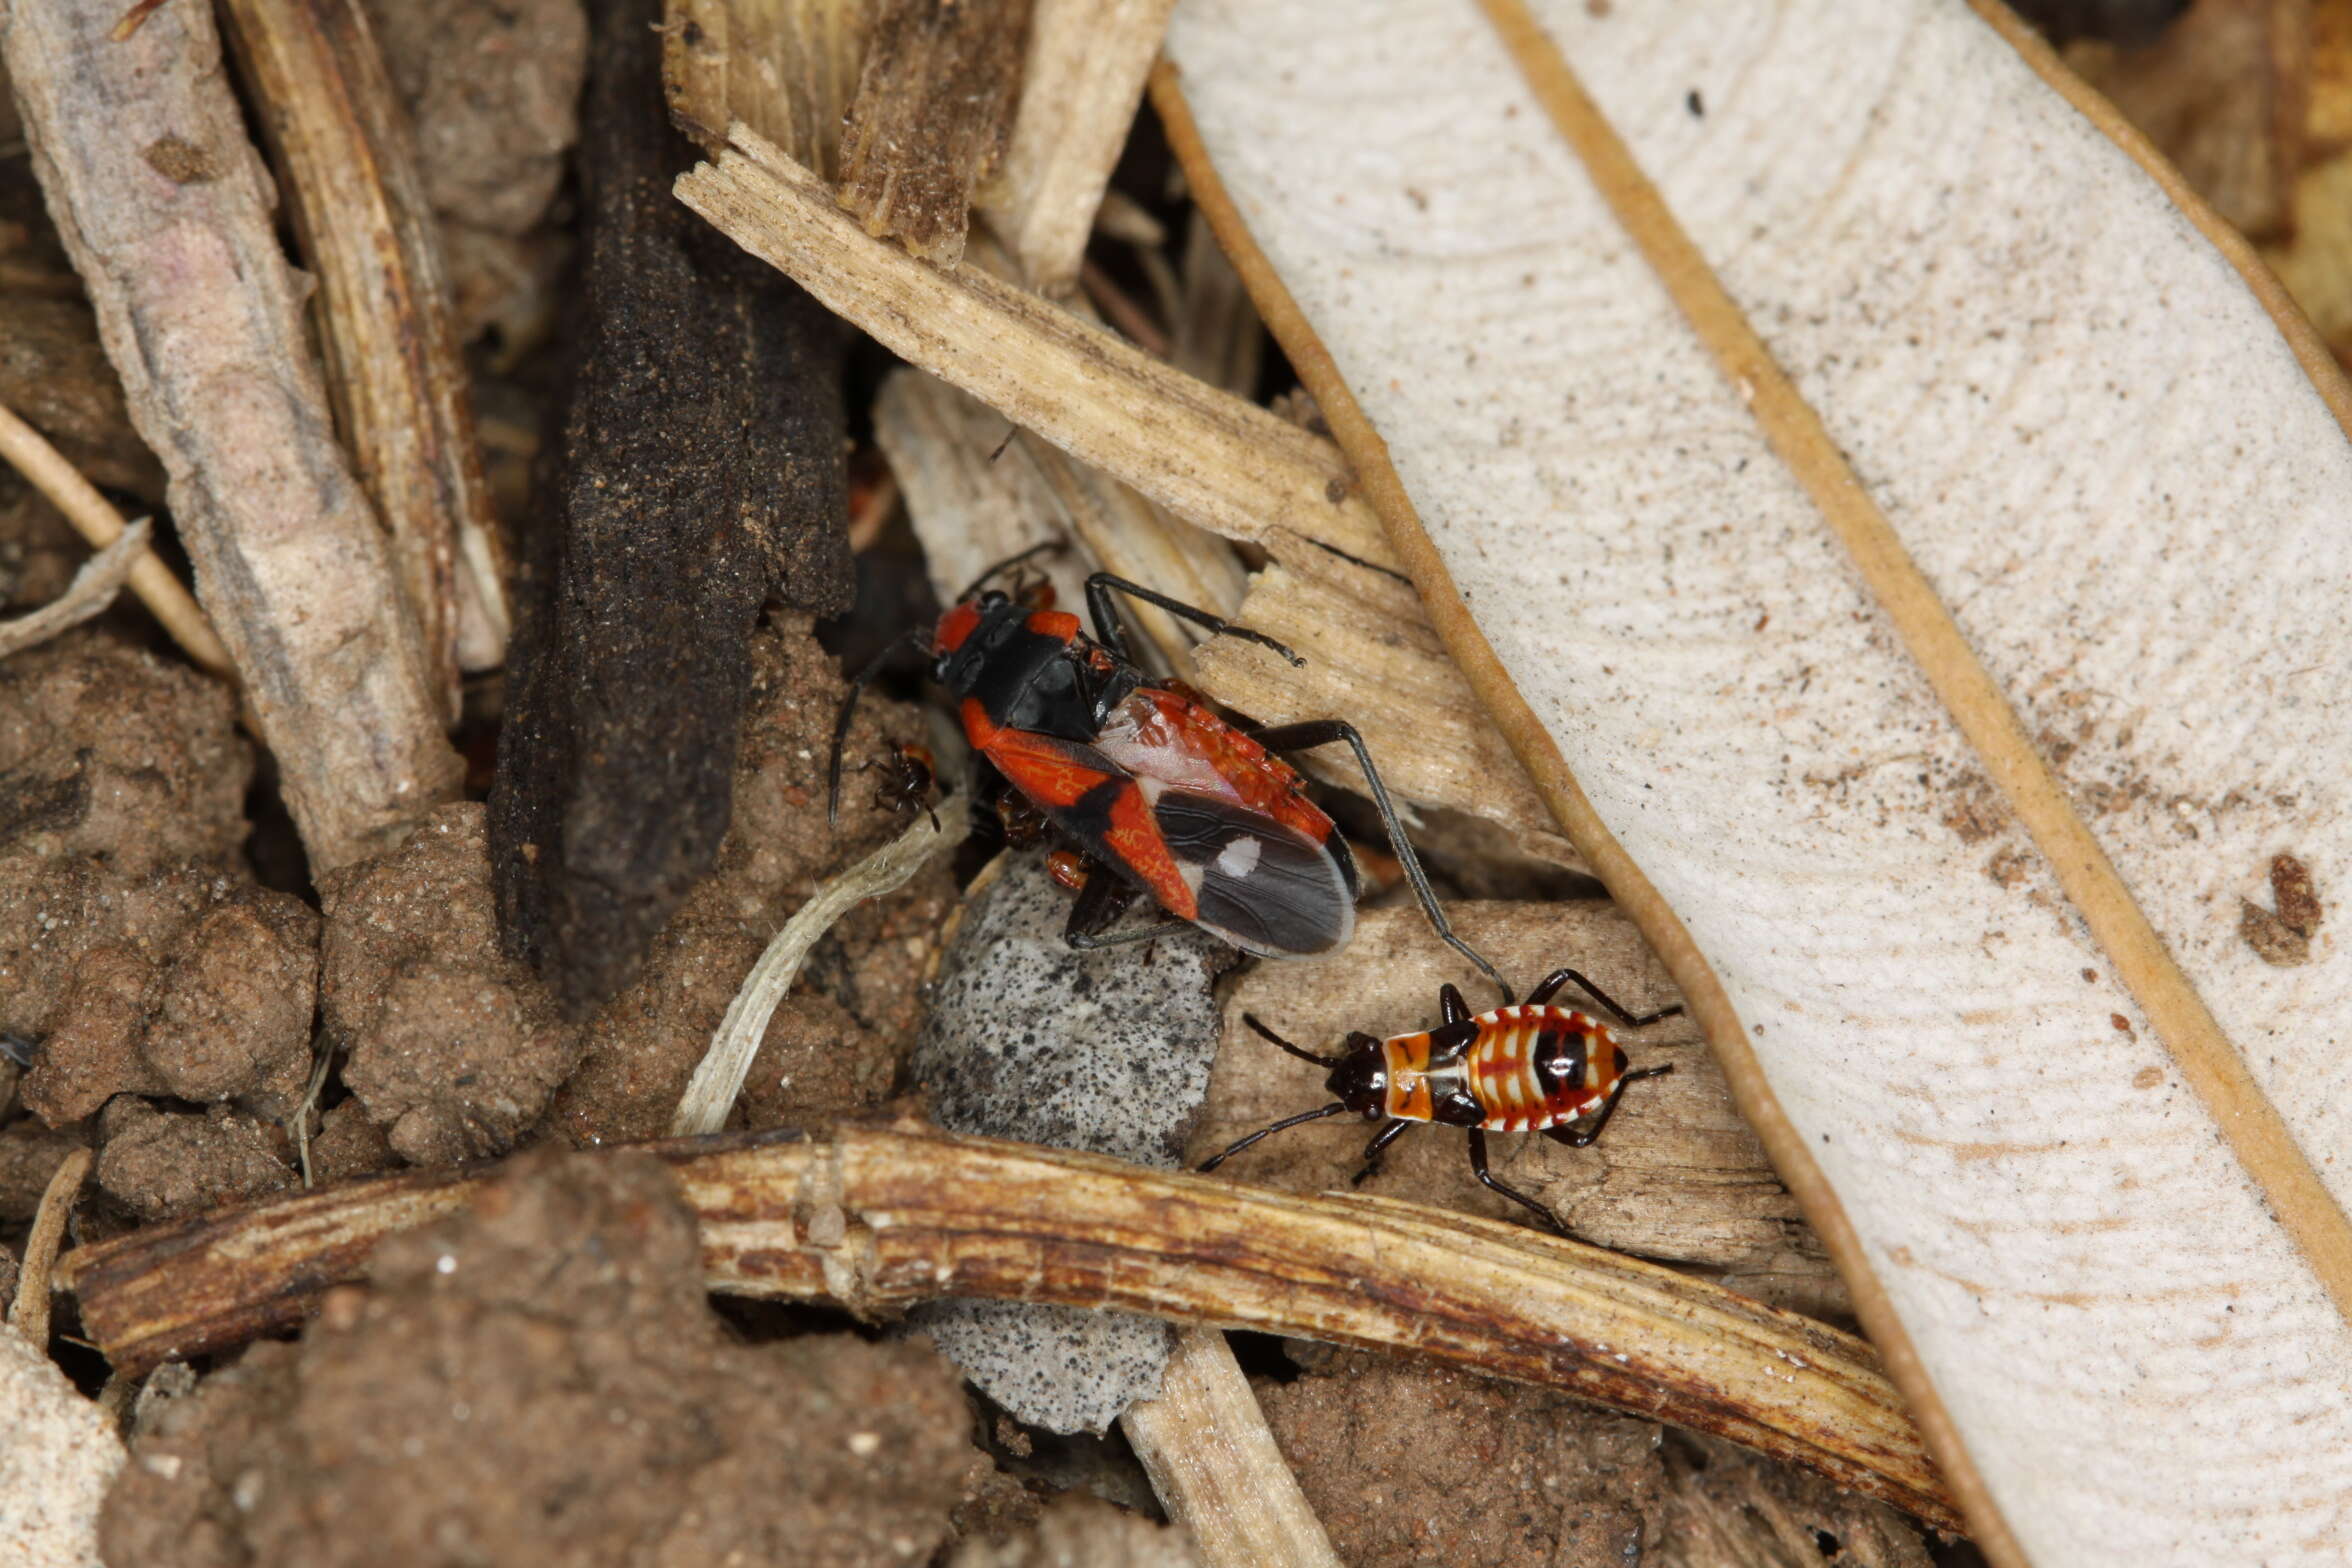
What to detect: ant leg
<box><xmin>1465</xmin><ymin>1128</ymin><xmax>1570</xmax><ymax>1236</ymax></box>
<box><xmin>1351</xmin><ymin>1119</ymin><xmax>1413</xmax><ymax>1186</ymax></box>
<box><xmin>1523</xmin><ymin>967</ymin><xmax>1683</xmax><ymax>1028</ymax></box>
<box><xmin>825</xmin><ymin>630</ymin><xmax>930</xmax><ymax>824</ymax></box>
<box><xmin>1199</xmin><ymin>1104</ymin><xmax>1353</xmax><ymax>1171</ymax></box>
<box><xmin>1083</xmin><ymin>574</ymin><xmax>1304</xmax><ymax>668</ymax></box>
<box><xmin>1438</xmin><ymin>983</ymin><xmax>1473</xmax><ymax>1025</ymax></box>
<box><xmin>1543</xmin><ymin>1064</ymin><xmax>1674</xmax><ymax>1149</ymax></box>
<box><xmin>1248</xmin><ymin>719</ymin><xmax>1512</xmax><ymax>1005</ymax></box>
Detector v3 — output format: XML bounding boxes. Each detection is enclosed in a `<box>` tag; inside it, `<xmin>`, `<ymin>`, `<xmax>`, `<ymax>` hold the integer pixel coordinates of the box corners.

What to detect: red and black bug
<box><xmin>829</xmin><ymin>548</ymin><xmax>1507</xmax><ymax>993</ymax></box>
<box><xmin>1199</xmin><ymin>967</ymin><xmax>1681</xmax><ymax>1234</ymax></box>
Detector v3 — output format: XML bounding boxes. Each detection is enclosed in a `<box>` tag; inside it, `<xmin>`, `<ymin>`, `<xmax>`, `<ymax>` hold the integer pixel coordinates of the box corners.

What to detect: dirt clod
<box><xmin>1257</xmin><ymin>1350</ymin><xmax>1667</xmax><ymax>1568</ymax></box>
<box><xmin>143</xmin><ymin>889</ymin><xmax>318</xmax><ymax>1110</ymax></box>
<box><xmin>94</xmin><ymin>1099</ymin><xmax>296</xmax><ymax>1224</ymax></box>
<box><xmin>321</xmin><ymin>802</ymin><xmax>582</xmax><ymax>1166</ymax></box>
<box><xmin>947</xmin><ymin>1493</ymin><xmax>1199</xmax><ymax>1568</ymax></box>
<box><xmin>305</xmin><ymin>1099</ymin><xmax>399</xmax><ymax>1187</ymax></box>
<box><xmin>100</xmin><ymin>1149</ymin><xmax>984</xmax><ymax>1568</ymax></box>
<box><xmin>0</xmin><ymin>630</ymin><xmax>247</xmax><ymax>876</ymax></box>
<box><xmin>0</xmin><ymin>1119</ymin><xmax>83</xmax><ymax>1222</ymax></box>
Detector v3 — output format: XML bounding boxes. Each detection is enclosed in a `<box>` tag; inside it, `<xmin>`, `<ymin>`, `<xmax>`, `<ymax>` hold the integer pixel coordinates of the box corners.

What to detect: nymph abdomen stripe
<box><xmin>1383</xmin><ymin>1004</ymin><xmax>1617</xmax><ymax>1134</ymax></box>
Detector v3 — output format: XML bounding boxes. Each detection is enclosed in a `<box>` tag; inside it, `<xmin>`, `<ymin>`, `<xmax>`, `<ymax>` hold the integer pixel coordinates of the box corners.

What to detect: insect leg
<box><xmin>1544</xmin><ymin>1063</ymin><xmax>1674</xmax><ymax>1149</ymax></box>
<box><xmin>1083</xmin><ymin>574</ymin><xmax>1304</xmax><ymax>667</ymax></box>
<box><xmin>1198</xmin><ymin>1103</ymin><xmax>1353</xmax><ymax>1171</ymax></box>
<box><xmin>1058</xmin><ymin>866</ymin><xmax>1202</xmax><ymax>949</ymax></box>
<box><xmin>1248</xmin><ymin>719</ymin><xmax>1512</xmax><ymax>1004</ymax></box>
<box><xmin>1524</xmin><ymin>967</ymin><xmax>1683</xmax><ymax>1028</ymax></box>
<box><xmin>1465</xmin><ymin>1127</ymin><xmax>1570</xmax><ymax>1235</ymax></box>
<box><xmin>1351</xmin><ymin>1118</ymin><xmax>1413</xmax><ymax>1186</ymax></box>
<box><xmin>1438</xmin><ymin>983</ymin><xmax>1473</xmax><ymax>1025</ymax></box>
<box><xmin>826</xmin><ymin>629</ymin><xmax>930</xmax><ymax>824</ymax></box>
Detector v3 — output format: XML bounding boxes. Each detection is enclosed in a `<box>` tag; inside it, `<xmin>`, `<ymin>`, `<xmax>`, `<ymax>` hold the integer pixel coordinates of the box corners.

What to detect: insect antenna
<box><xmin>1198</xmin><ymin>1103</ymin><xmax>1353</xmax><ymax>1172</ymax></box>
<box><xmin>1242</xmin><ymin>1012</ymin><xmax>1345</xmax><ymax>1068</ymax></box>
<box><xmin>956</xmin><ymin>538</ymin><xmax>1067</xmax><ymax>604</ymax></box>
<box><xmin>826</xmin><ymin>631</ymin><xmax>930</xmax><ymax>825</ymax></box>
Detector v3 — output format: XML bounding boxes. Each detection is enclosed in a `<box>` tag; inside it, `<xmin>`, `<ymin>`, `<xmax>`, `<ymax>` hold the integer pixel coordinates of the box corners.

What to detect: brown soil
<box><xmin>1256</xmin><ymin>1348</ymin><xmax>1669</xmax><ymax>1568</ymax></box>
<box><xmin>94</xmin><ymin>1099</ymin><xmax>297</xmax><ymax>1225</ymax></box>
<box><xmin>101</xmin><ymin>1150</ymin><xmax>987</xmax><ymax>1568</ymax></box>
<box><xmin>536</xmin><ymin>618</ymin><xmax>953</xmax><ymax>1146</ymax></box>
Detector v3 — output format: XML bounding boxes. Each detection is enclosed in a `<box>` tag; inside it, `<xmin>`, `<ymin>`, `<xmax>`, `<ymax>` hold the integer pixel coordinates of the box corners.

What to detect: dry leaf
<box><xmin>1164</xmin><ymin>1</ymin><xmax>2352</xmax><ymax>1563</ymax></box>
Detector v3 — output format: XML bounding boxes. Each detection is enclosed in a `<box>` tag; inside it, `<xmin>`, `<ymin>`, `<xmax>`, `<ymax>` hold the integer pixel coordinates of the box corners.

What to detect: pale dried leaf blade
<box><xmin>1164</xmin><ymin>1</ymin><xmax>2352</xmax><ymax>1563</ymax></box>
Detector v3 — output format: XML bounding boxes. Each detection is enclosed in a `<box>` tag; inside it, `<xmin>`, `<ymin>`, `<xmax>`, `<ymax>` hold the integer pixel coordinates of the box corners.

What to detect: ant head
<box><xmin>1324</xmin><ymin>1032</ymin><xmax>1389</xmax><ymax>1117</ymax></box>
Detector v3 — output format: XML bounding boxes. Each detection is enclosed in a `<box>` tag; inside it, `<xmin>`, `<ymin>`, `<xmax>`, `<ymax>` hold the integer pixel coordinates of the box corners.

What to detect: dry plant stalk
<box><xmin>0</xmin><ymin>398</ymin><xmax>228</xmax><ymax>674</ymax></box>
<box><xmin>677</xmin><ymin>126</ymin><xmax>1575</xmax><ymax>857</ymax></box>
<box><xmin>835</xmin><ymin>0</ymin><xmax>1032</xmax><ymax>265</ymax></box>
<box><xmin>57</xmin><ymin>1125</ymin><xmax>1958</xmax><ymax>1530</ymax></box>
<box><xmin>977</xmin><ymin>0</ymin><xmax>1177</xmax><ymax>293</ymax></box>
<box><xmin>0</xmin><ymin>514</ymin><xmax>150</xmax><ymax>659</ymax></box>
<box><xmin>8</xmin><ymin>1146</ymin><xmax>91</xmax><ymax>1350</ymax></box>
<box><xmin>663</xmin><ymin>0</ymin><xmax>871</xmax><ymax>171</ymax></box>
<box><xmin>671</xmin><ymin>793</ymin><xmax>972</xmax><ymax>1136</ymax></box>
<box><xmin>218</xmin><ymin>0</ymin><xmax>510</xmax><ymax>689</ymax></box>
<box><xmin>1122</xmin><ymin>1328</ymin><xmax>1342</xmax><ymax>1568</ymax></box>
<box><xmin>1</xmin><ymin>0</ymin><xmax>461</xmax><ymax>871</ymax></box>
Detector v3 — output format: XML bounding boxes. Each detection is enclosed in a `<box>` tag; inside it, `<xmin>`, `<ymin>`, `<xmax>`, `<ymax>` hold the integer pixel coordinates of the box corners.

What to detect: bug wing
<box><xmin>1151</xmin><ymin>789</ymin><xmax>1356</xmax><ymax>957</ymax></box>
<box><xmin>978</xmin><ymin>727</ymin><xmax>1200</xmax><ymax>921</ymax></box>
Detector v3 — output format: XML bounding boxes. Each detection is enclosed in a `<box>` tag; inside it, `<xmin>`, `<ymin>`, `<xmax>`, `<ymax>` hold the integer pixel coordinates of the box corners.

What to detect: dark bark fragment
<box><xmin>489</xmin><ymin>0</ymin><xmax>851</xmax><ymax>1013</ymax></box>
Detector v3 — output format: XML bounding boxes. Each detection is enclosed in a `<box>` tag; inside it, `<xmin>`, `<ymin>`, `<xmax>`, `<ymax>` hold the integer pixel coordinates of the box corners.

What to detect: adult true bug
<box><xmin>829</xmin><ymin>549</ymin><xmax>1508</xmax><ymax>995</ymax></box>
<box><xmin>1199</xmin><ymin>967</ymin><xmax>1681</xmax><ymax>1233</ymax></box>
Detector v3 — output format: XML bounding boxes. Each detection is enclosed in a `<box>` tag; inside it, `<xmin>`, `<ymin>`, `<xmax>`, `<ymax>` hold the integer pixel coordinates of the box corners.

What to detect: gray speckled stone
<box><xmin>908</xmin><ymin>853</ymin><xmax>1234</xmax><ymax>1431</ymax></box>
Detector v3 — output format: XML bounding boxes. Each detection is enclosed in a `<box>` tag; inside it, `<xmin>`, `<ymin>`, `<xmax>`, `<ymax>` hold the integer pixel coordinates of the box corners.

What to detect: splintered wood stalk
<box><xmin>218</xmin><ymin>0</ymin><xmax>510</xmax><ymax>694</ymax></box>
<box><xmin>677</xmin><ymin>127</ymin><xmax>1577</xmax><ymax>861</ymax></box>
<box><xmin>1</xmin><ymin>0</ymin><xmax>462</xmax><ymax>872</ymax></box>
<box><xmin>835</xmin><ymin>0</ymin><xmax>1032</xmax><ymax>265</ymax></box>
<box><xmin>677</xmin><ymin>125</ymin><xmax>1395</xmax><ymax>569</ymax></box>
<box><xmin>977</xmin><ymin>0</ymin><xmax>1177</xmax><ymax>293</ymax></box>
<box><xmin>0</xmin><ymin>514</ymin><xmax>151</xmax><ymax>660</ymax></box>
<box><xmin>56</xmin><ymin>1126</ymin><xmax>1960</xmax><ymax>1532</ymax></box>
<box><xmin>663</xmin><ymin>0</ymin><xmax>872</xmax><ymax>171</ymax></box>
<box><xmin>1123</xmin><ymin>1328</ymin><xmax>1344</xmax><ymax>1568</ymax></box>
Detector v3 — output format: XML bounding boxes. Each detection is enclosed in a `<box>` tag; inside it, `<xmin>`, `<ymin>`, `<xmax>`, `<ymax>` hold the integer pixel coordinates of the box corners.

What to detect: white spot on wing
<box><xmin>1215</xmin><ymin>835</ymin><xmax>1263</xmax><ymax>878</ymax></box>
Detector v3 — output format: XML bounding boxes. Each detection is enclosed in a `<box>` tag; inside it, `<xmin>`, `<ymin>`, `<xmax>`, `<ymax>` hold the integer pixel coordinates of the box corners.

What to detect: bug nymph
<box><xmin>1200</xmin><ymin>966</ymin><xmax>1683</xmax><ymax>1235</ymax></box>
